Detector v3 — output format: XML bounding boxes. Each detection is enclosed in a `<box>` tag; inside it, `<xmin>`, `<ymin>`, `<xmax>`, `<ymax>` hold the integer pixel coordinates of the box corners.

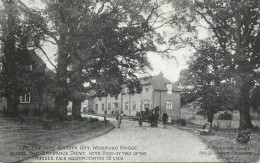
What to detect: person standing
<box><xmin>116</xmin><ymin>109</ymin><xmax>123</xmax><ymax>128</ymax></box>
<box><xmin>104</xmin><ymin>110</ymin><xmax>107</xmax><ymax>124</ymax></box>
<box><xmin>162</xmin><ymin>111</ymin><xmax>168</xmax><ymax>129</ymax></box>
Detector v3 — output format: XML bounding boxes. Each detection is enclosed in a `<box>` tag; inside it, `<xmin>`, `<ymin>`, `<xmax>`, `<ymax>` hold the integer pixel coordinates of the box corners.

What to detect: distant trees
<box><xmin>178</xmin><ymin>43</ymin><xmax>238</xmax><ymax>124</ymax></box>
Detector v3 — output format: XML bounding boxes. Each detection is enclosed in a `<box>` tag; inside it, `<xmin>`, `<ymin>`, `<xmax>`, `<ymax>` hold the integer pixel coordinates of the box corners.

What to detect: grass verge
<box><xmin>176</xmin><ymin>123</ymin><xmax>260</xmax><ymax>162</ymax></box>
<box><xmin>0</xmin><ymin>115</ymin><xmax>114</xmax><ymax>162</ymax></box>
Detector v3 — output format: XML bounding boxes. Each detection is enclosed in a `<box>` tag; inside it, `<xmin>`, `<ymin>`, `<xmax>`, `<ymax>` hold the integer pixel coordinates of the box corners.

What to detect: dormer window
<box><xmin>122</xmin><ymin>87</ymin><xmax>128</xmax><ymax>94</ymax></box>
<box><xmin>145</xmin><ymin>87</ymin><xmax>149</xmax><ymax>92</ymax></box>
<box><xmin>166</xmin><ymin>84</ymin><xmax>172</xmax><ymax>94</ymax></box>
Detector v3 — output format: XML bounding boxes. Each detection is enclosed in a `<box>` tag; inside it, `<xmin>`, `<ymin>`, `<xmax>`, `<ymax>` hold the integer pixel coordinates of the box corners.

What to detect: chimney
<box><xmin>159</xmin><ymin>71</ymin><xmax>163</xmax><ymax>76</ymax></box>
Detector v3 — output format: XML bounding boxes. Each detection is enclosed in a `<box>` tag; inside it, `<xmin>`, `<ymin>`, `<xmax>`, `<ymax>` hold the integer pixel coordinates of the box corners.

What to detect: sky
<box><xmin>17</xmin><ymin>0</ymin><xmax>208</xmax><ymax>83</ymax></box>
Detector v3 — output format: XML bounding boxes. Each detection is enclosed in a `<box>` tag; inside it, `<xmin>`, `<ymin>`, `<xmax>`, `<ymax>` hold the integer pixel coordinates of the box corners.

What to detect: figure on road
<box><xmin>162</xmin><ymin>111</ymin><xmax>168</xmax><ymax>129</ymax></box>
<box><xmin>104</xmin><ymin>110</ymin><xmax>107</xmax><ymax>124</ymax></box>
<box><xmin>116</xmin><ymin>109</ymin><xmax>123</xmax><ymax>128</ymax></box>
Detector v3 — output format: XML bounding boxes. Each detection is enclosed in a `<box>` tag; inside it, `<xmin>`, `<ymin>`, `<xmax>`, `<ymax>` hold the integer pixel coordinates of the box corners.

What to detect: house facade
<box><xmin>0</xmin><ymin>50</ymin><xmax>54</xmax><ymax>113</ymax></box>
<box><xmin>87</xmin><ymin>72</ymin><xmax>181</xmax><ymax>118</ymax></box>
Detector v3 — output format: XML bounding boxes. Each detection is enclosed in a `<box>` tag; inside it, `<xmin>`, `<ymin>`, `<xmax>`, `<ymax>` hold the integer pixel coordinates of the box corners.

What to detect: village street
<box><xmin>25</xmin><ymin>116</ymin><xmax>221</xmax><ymax>162</ymax></box>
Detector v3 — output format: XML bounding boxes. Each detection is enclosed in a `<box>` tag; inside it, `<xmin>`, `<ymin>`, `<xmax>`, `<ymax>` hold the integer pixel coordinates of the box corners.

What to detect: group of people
<box><xmin>114</xmin><ymin>108</ymin><xmax>169</xmax><ymax>129</ymax></box>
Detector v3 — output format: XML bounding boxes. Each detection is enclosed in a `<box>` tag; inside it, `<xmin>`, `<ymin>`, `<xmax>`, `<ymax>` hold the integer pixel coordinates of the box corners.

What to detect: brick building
<box><xmin>87</xmin><ymin>72</ymin><xmax>181</xmax><ymax>118</ymax></box>
<box><xmin>0</xmin><ymin>50</ymin><xmax>54</xmax><ymax>113</ymax></box>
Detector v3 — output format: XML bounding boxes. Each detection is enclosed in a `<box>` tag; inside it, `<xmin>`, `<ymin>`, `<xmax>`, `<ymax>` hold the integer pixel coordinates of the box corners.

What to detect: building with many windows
<box><xmin>87</xmin><ymin>72</ymin><xmax>181</xmax><ymax>118</ymax></box>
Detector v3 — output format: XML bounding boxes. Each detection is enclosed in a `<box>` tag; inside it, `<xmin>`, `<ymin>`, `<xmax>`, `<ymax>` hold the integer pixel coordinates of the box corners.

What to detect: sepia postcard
<box><xmin>0</xmin><ymin>0</ymin><xmax>259</xmax><ymax>162</ymax></box>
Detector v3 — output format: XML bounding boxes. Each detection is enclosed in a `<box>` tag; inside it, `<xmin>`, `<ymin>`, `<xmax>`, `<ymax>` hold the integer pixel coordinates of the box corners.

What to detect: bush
<box><xmin>217</xmin><ymin>111</ymin><xmax>233</xmax><ymax>120</ymax></box>
<box><xmin>253</xmin><ymin>125</ymin><xmax>259</xmax><ymax>131</ymax></box>
<box><xmin>20</xmin><ymin>108</ymin><xmax>30</xmax><ymax>116</ymax></box>
<box><xmin>42</xmin><ymin>106</ymin><xmax>55</xmax><ymax>118</ymax></box>
<box><xmin>171</xmin><ymin>119</ymin><xmax>175</xmax><ymax>125</ymax></box>
<box><xmin>212</xmin><ymin>121</ymin><xmax>221</xmax><ymax>131</ymax></box>
<box><xmin>86</xmin><ymin>110</ymin><xmax>96</xmax><ymax>114</ymax></box>
<box><xmin>90</xmin><ymin>117</ymin><xmax>99</xmax><ymax>123</ymax></box>
<box><xmin>176</xmin><ymin>119</ymin><xmax>186</xmax><ymax>126</ymax></box>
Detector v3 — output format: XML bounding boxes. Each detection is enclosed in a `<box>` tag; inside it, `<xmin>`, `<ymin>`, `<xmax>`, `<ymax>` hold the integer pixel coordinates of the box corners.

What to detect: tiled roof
<box><xmin>140</xmin><ymin>72</ymin><xmax>181</xmax><ymax>92</ymax></box>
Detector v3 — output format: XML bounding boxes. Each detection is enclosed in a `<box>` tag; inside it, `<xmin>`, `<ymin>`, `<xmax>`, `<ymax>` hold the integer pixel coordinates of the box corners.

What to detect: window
<box><xmin>0</xmin><ymin>62</ymin><xmax>2</xmax><ymax>72</ymax></box>
<box><xmin>166</xmin><ymin>101</ymin><xmax>173</xmax><ymax>110</ymax></box>
<box><xmin>166</xmin><ymin>84</ymin><xmax>172</xmax><ymax>94</ymax></box>
<box><xmin>145</xmin><ymin>87</ymin><xmax>149</xmax><ymax>92</ymax></box>
<box><xmin>122</xmin><ymin>87</ymin><xmax>128</xmax><ymax>94</ymax></box>
<box><xmin>95</xmin><ymin>104</ymin><xmax>98</xmax><ymax>111</ymax></box>
<box><xmin>20</xmin><ymin>93</ymin><xmax>31</xmax><ymax>103</ymax></box>
<box><xmin>132</xmin><ymin>101</ymin><xmax>136</xmax><ymax>110</ymax></box>
<box><xmin>102</xmin><ymin>104</ymin><xmax>104</xmax><ymax>111</ymax></box>
<box><xmin>29</xmin><ymin>64</ymin><xmax>33</xmax><ymax>71</ymax></box>
<box><xmin>144</xmin><ymin>104</ymin><xmax>150</xmax><ymax>109</ymax></box>
<box><xmin>125</xmin><ymin>102</ymin><xmax>129</xmax><ymax>110</ymax></box>
<box><xmin>140</xmin><ymin>104</ymin><xmax>143</xmax><ymax>111</ymax></box>
<box><xmin>82</xmin><ymin>104</ymin><xmax>87</xmax><ymax>112</ymax></box>
<box><xmin>108</xmin><ymin>103</ymin><xmax>111</xmax><ymax>111</ymax></box>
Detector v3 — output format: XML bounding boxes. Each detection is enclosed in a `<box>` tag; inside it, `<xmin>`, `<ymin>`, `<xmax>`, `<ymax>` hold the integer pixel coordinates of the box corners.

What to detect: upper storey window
<box><xmin>166</xmin><ymin>84</ymin><xmax>172</xmax><ymax>94</ymax></box>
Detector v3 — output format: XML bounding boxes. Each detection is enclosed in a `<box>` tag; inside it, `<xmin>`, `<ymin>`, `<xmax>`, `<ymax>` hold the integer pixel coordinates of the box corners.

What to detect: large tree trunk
<box><xmin>55</xmin><ymin>95</ymin><xmax>68</xmax><ymax>119</ymax></box>
<box><xmin>6</xmin><ymin>96</ymin><xmax>19</xmax><ymax>116</ymax></box>
<box><xmin>207</xmin><ymin>112</ymin><xmax>214</xmax><ymax>124</ymax></box>
<box><xmin>72</xmin><ymin>100</ymin><xmax>81</xmax><ymax>119</ymax></box>
<box><xmin>207</xmin><ymin>108</ymin><xmax>214</xmax><ymax>128</ymax></box>
<box><xmin>3</xmin><ymin>1</ymin><xmax>19</xmax><ymax>116</ymax></box>
<box><xmin>71</xmin><ymin>70</ymin><xmax>82</xmax><ymax>119</ymax></box>
<box><xmin>54</xmin><ymin>35</ymin><xmax>68</xmax><ymax>119</ymax></box>
<box><xmin>239</xmin><ymin>84</ymin><xmax>254</xmax><ymax>129</ymax></box>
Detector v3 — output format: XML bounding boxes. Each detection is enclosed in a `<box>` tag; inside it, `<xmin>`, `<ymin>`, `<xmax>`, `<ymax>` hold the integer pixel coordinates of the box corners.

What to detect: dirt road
<box><xmin>26</xmin><ymin>116</ymin><xmax>221</xmax><ymax>162</ymax></box>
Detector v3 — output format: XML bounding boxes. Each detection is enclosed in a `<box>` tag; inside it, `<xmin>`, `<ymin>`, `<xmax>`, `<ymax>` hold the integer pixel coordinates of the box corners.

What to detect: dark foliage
<box><xmin>217</xmin><ymin>111</ymin><xmax>233</xmax><ymax>120</ymax></box>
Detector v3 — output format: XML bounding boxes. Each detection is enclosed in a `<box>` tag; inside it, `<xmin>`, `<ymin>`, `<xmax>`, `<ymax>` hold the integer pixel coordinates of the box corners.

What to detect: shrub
<box><xmin>86</xmin><ymin>110</ymin><xmax>96</xmax><ymax>114</ymax></box>
<box><xmin>20</xmin><ymin>108</ymin><xmax>30</xmax><ymax>116</ymax></box>
<box><xmin>171</xmin><ymin>119</ymin><xmax>175</xmax><ymax>125</ymax></box>
<box><xmin>217</xmin><ymin>111</ymin><xmax>233</xmax><ymax>120</ymax></box>
<box><xmin>42</xmin><ymin>106</ymin><xmax>55</xmax><ymax>118</ymax></box>
<box><xmin>253</xmin><ymin>125</ymin><xmax>259</xmax><ymax>131</ymax></box>
<box><xmin>176</xmin><ymin>119</ymin><xmax>186</xmax><ymax>126</ymax></box>
<box><xmin>212</xmin><ymin>121</ymin><xmax>221</xmax><ymax>131</ymax></box>
<box><xmin>90</xmin><ymin>117</ymin><xmax>99</xmax><ymax>123</ymax></box>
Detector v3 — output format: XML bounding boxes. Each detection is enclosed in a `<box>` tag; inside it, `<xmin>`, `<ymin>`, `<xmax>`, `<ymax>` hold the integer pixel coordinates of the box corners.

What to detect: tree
<box><xmin>178</xmin><ymin>42</ymin><xmax>238</xmax><ymax>124</ymax></box>
<box><xmin>194</xmin><ymin>0</ymin><xmax>260</xmax><ymax>129</ymax></box>
<box><xmin>43</xmin><ymin>0</ymin><xmax>169</xmax><ymax>119</ymax></box>
<box><xmin>173</xmin><ymin>0</ymin><xmax>260</xmax><ymax>129</ymax></box>
<box><xmin>0</xmin><ymin>0</ymin><xmax>46</xmax><ymax>116</ymax></box>
<box><xmin>251</xmin><ymin>86</ymin><xmax>260</xmax><ymax>118</ymax></box>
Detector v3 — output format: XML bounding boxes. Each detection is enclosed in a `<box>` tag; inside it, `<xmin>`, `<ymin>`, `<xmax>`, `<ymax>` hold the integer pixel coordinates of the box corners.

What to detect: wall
<box><xmin>18</xmin><ymin>91</ymin><xmax>54</xmax><ymax>112</ymax></box>
<box><xmin>88</xmin><ymin>86</ymin><xmax>181</xmax><ymax>117</ymax></box>
<box><xmin>153</xmin><ymin>91</ymin><xmax>181</xmax><ymax>118</ymax></box>
<box><xmin>0</xmin><ymin>97</ymin><xmax>7</xmax><ymax>111</ymax></box>
<box><xmin>88</xmin><ymin>85</ymin><xmax>154</xmax><ymax>116</ymax></box>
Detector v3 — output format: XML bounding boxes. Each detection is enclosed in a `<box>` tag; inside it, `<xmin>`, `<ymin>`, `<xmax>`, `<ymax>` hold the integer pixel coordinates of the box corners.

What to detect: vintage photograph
<box><xmin>0</xmin><ymin>0</ymin><xmax>259</xmax><ymax>162</ymax></box>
